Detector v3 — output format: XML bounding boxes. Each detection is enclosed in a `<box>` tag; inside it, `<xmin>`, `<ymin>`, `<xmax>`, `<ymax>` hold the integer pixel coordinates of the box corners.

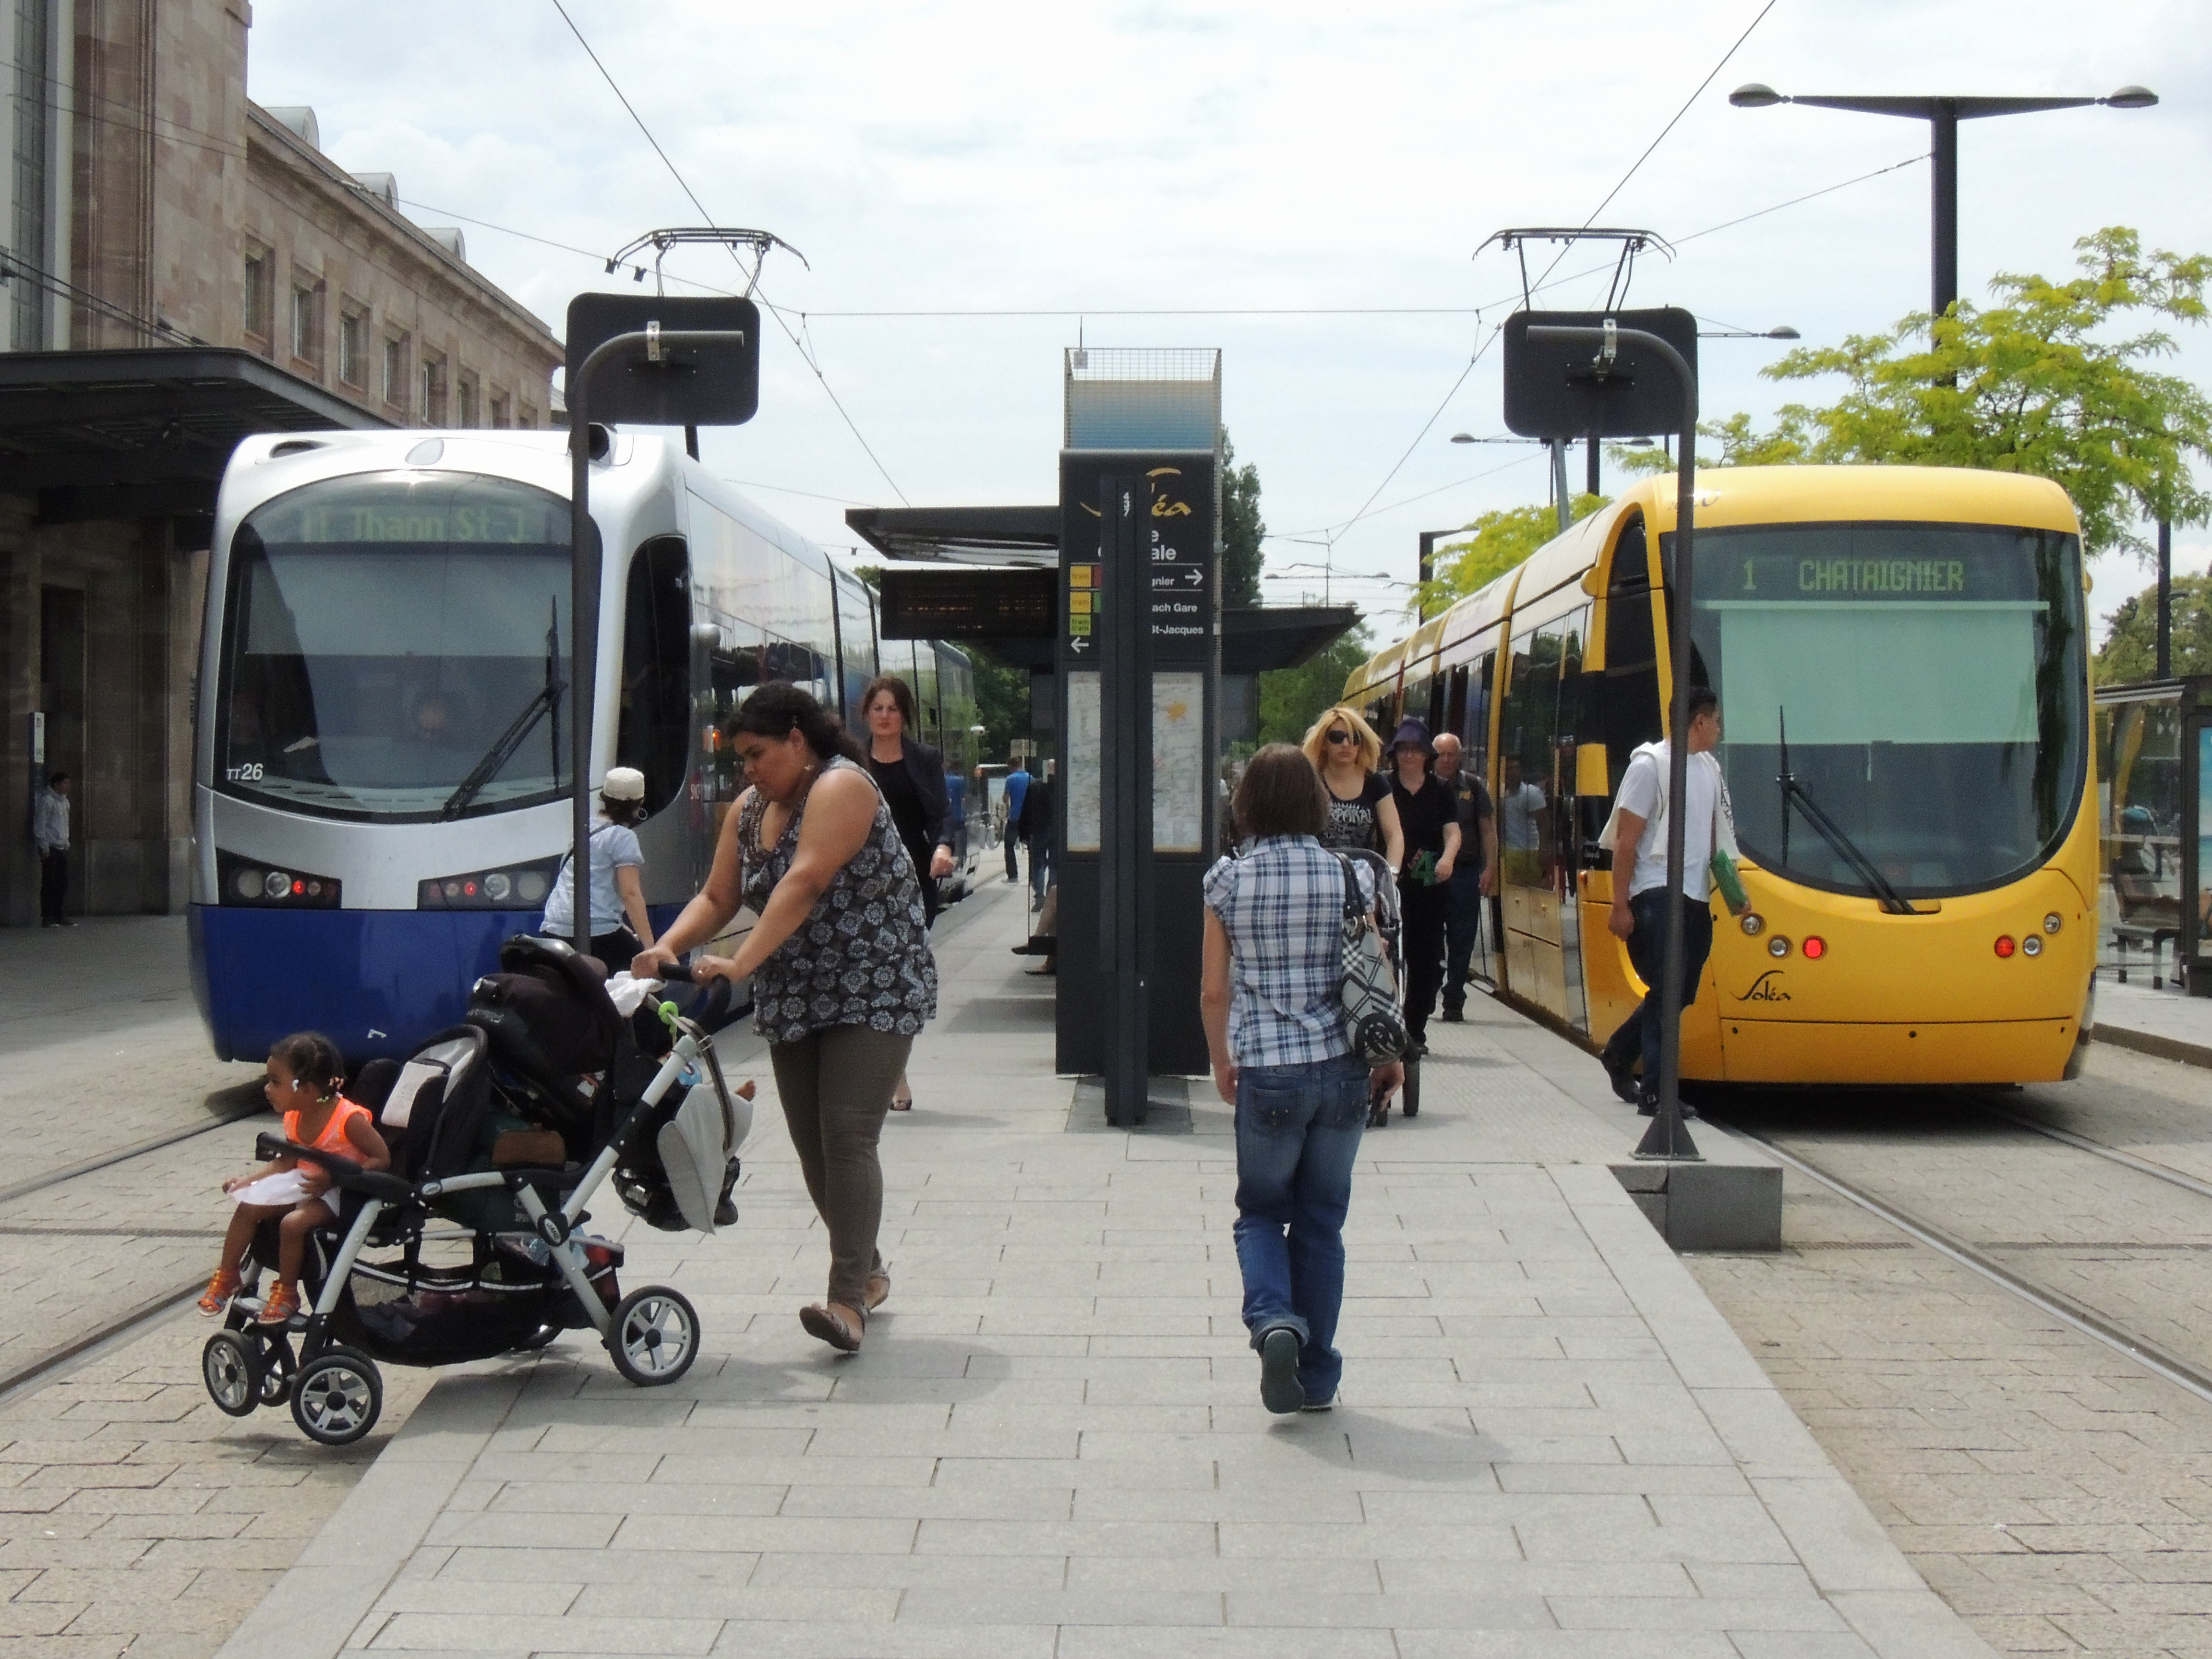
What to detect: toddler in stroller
<box><xmin>200</xmin><ymin>935</ymin><xmax>747</xmax><ymax>1446</ymax></box>
<box><xmin>200</xmin><ymin>1031</ymin><xmax>391</xmax><ymax>1326</ymax></box>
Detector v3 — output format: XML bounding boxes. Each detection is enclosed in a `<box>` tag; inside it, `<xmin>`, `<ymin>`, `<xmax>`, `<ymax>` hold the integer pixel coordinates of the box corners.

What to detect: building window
<box><xmin>382</xmin><ymin>334</ymin><xmax>409</xmax><ymax>407</ymax></box>
<box><xmin>421</xmin><ymin>350</ymin><xmax>447</xmax><ymax>424</ymax></box>
<box><xmin>455</xmin><ymin>372</ymin><xmax>478</xmax><ymax>428</ymax></box>
<box><xmin>290</xmin><ymin>284</ymin><xmax>321</xmax><ymax>367</ymax></box>
<box><xmin>490</xmin><ymin>390</ymin><xmax>511</xmax><ymax>430</ymax></box>
<box><xmin>243</xmin><ymin>249</ymin><xmax>272</xmax><ymax>341</ymax></box>
<box><xmin>338</xmin><ymin>307</ymin><xmax>369</xmax><ymax>386</ymax></box>
<box><xmin>519</xmin><ymin>403</ymin><xmax>537</xmax><ymax>429</ymax></box>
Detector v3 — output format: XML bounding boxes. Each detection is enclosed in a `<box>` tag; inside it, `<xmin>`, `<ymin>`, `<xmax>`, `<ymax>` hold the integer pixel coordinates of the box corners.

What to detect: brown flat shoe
<box><xmin>890</xmin><ymin>1094</ymin><xmax>912</xmax><ymax>1111</ymax></box>
<box><xmin>864</xmin><ymin>1273</ymin><xmax>891</xmax><ymax>1311</ymax></box>
<box><xmin>800</xmin><ymin>1301</ymin><xmax>864</xmax><ymax>1353</ymax></box>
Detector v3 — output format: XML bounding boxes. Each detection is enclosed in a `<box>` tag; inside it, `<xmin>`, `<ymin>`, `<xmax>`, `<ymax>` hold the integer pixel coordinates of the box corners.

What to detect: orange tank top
<box><xmin>284</xmin><ymin>1097</ymin><xmax>371</xmax><ymax>1158</ymax></box>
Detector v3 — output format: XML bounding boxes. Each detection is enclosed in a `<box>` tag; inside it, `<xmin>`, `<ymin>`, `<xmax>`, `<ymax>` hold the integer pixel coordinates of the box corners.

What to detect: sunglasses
<box><xmin>1324</xmin><ymin>729</ymin><xmax>1356</xmax><ymax>746</ymax></box>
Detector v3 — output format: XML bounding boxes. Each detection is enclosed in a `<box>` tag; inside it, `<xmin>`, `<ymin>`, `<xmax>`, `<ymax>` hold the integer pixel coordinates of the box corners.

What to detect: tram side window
<box><xmin>1499</xmin><ymin>626</ymin><xmax>1563</xmax><ymax>890</ymax></box>
<box><xmin>702</xmin><ymin>631</ymin><xmax>763</xmax><ymax>808</ymax></box>
<box><xmin>616</xmin><ymin>537</ymin><xmax>691</xmax><ymax>815</ymax></box>
<box><xmin>1598</xmin><ymin>516</ymin><xmax>1664</xmax><ymax>802</ymax></box>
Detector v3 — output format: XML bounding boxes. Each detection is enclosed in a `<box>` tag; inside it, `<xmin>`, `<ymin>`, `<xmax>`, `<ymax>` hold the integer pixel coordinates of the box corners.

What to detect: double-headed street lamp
<box><xmin>1729</xmin><ymin>83</ymin><xmax>2158</xmax><ymax>320</ymax></box>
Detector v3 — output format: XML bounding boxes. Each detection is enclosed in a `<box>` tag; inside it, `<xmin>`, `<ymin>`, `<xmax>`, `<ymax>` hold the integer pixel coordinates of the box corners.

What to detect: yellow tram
<box><xmin>1345</xmin><ymin>466</ymin><xmax>2097</xmax><ymax>1085</ymax></box>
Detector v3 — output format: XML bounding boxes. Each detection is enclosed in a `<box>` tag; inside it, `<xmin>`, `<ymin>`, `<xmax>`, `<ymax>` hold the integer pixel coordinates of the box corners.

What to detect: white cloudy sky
<box><xmin>251</xmin><ymin>0</ymin><xmax>2212</xmax><ymax>642</ymax></box>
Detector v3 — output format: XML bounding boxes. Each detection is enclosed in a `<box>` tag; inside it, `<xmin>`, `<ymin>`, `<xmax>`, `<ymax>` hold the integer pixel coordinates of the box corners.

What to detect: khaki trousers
<box><xmin>769</xmin><ymin>1024</ymin><xmax>914</xmax><ymax>1308</ymax></box>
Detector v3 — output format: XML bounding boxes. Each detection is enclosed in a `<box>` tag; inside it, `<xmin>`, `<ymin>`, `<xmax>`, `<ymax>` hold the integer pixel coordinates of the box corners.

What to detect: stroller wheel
<box><xmin>201</xmin><ymin>1331</ymin><xmax>260</xmax><ymax>1417</ymax></box>
<box><xmin>1403</xmin><ymin>1054</ymin><xmax>1420</xmax><ymax>1118</ymax></box>
<box><xmin>606</xmin><ymin>1286</ymin><xmax>699</xmax><ymax>1387</ymax></box>
<box><xmin>511</xmin><ymin>1323</ymin><xmax>563</xmax><ymax>1354</ymax></box>
<box><xmin>249</xmin><ymin>1329</ymin><xmax>297</xmax><ymax>1405</ymax></box>
<box><xmin>290</xmin><ymin>1346</ymin><xmax>383</xmax><ymax>1445</ymax></box>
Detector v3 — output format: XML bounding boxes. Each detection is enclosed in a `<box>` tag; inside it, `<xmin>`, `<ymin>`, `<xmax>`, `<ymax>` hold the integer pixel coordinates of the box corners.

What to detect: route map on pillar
<box><xmin>1142</xmin><ymin>463</ymin><xmax>1215</xmax><ymax>664</ymax></box>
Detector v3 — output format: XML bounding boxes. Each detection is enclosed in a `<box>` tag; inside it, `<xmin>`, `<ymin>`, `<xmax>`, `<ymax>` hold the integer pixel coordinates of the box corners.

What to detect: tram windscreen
<box><xmin>1691</xmin><ymin>521</ymin><xmax>2086</xmax><ymax>899</ymax></box>
<box><xmin>218</xmin><ymin>473</ymin><xmax>575</xmax><ymax>821</ymax></box>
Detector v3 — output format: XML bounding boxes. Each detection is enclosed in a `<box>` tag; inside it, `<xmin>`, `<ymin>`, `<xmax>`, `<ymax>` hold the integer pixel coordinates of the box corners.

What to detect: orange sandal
<box><xmin>196</xmin><ymin>1269</ymin><xmax>240</xmax><ymax>1317</ymax></box>
<box><xmin>256</xmin><ymin>1282</ymin><xmax>301</xmax><ymax>1326</ymax></box>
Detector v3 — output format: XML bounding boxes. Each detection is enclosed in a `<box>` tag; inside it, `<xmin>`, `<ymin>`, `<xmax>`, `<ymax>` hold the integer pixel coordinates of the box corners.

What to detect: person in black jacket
<box><xmin>861</xmin><ymin>675</ymin><xmax>955</xmax><ymax>1112</ymax></box>
<box><xmin>860</xmin><ymin>675</ymin><xmax>957</xmax><ymax>924</ymax></box>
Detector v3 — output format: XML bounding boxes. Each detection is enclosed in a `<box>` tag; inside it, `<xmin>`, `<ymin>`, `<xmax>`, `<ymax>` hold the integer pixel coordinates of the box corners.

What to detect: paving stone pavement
<box><xmin>0</xmin><ymin>916</ymin><xmax>261</xmax><ymax>1192</ymax></box>
<box><xmin>0</xmin><ymin>1299</ymin><xmax>435</xmax><ymax>1658</ymax></box>
<box><xmin>215</xmin><ymin>876</ymin><xmax>1993</xmax><ymax>1659</ymax></box>
<box><xmin>1688</xmin><ymin>1044</ymin><xmax>2212</xmax><ymax>1659</ymax></box>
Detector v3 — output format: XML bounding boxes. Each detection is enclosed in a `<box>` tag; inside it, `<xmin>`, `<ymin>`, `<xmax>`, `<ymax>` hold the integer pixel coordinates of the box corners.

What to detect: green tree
<box><xmin>1620</xmin><ymin>229</ymin><xmax>2212</xmax><ymax>560</ymax></box>
<box><xmin>969</xmin><ymin>653</ymin><xmax>1034</xmax><ymax>763</ymax></box>
<box><xmin>1256</xmin><ymin>627</ymin><xmax>1372</xmax><ymax>746</ymax></box>
<box><xmin>2095</xmin><ymin>573</ymin><xmax>2212</xmax><ymax>683</ymax></box>
<box><xmin>1220</xmin><ymin>432</ymin><xmax>1264</xmax><ymax>610</ymax></box>
<box><xmin>1412</xmin><ymin>495</ymin><xmax>1606</xmax><ymax>618</ymax></box>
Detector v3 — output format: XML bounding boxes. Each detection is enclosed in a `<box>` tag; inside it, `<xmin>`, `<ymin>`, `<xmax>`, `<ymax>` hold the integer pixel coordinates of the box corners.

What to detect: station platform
<box><xmin>2091</xmin><ymin>967</ymin><xmax>2212</xmax><ymax>1070</ymax></box>
<box><xmin>217</xmin><ymin>871</ymin><xmax>1995</xmax><ymax>1659</ymax></box>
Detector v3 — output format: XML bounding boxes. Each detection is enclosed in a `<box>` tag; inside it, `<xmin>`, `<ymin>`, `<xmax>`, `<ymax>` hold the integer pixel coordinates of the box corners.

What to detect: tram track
<box><xmin>1714</xmin><ymin>1106</ymin><xmax>2212</xmax><ymax>1413</ymax></box>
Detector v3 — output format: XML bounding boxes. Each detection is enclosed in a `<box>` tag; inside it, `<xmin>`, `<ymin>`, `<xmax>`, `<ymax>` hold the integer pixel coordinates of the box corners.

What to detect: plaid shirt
<box><xmin>1203</xmin><ymin>835</ymin><xmax>1374</xmax><ymax>1069</ymax></box>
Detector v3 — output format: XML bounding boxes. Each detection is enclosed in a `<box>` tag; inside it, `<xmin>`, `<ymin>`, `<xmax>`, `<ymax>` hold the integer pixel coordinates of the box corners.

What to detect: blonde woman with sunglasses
<box><xmin>1299</xmin><ymin>707</ymin><xmax>1404</xmax><ymax>874</ymax></box>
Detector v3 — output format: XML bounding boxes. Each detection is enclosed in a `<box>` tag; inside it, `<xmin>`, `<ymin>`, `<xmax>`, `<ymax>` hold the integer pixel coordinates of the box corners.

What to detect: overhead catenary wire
<box><xmin>1312</xmin><ymin>0</ymin><xmax>1784</xmax><ymax>577</ymax></box>
<box><xmin>549</xmin><ymin>0</ymin><xmax>911</xmax><ymax>505</ymax></box>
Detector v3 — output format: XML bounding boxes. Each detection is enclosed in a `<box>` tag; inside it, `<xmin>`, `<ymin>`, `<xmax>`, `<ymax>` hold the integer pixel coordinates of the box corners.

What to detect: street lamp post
<box><xmin>1729</xmin><ymin>84</ymin><xmax>2157</xmax><ymax>319</ymax></box>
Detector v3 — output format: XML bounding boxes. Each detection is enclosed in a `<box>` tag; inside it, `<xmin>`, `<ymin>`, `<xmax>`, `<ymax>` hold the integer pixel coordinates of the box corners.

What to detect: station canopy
<box><xmin>0</xmin><ymin>347</ymin><xmax>390</xmax><ymax>528</ymax></box>
<box><xmin>847</xmin><ymin>500</ymin><xmax>1355</xmax><ymax>674</ymax></box>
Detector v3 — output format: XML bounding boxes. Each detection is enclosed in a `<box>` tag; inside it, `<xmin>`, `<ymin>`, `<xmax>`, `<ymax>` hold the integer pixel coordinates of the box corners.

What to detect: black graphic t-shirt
<box><xmin>1320</xmin><ymin>771</ymin><xmax>1392</xmax><ymax>854</ymax></box>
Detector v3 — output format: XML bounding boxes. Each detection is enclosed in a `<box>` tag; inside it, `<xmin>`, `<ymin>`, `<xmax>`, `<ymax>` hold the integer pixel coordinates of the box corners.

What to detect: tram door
<box><xmin>1497</xmin><ymin>602</ymin><xmax>1590</xmax><ymax>1030</ymax></box>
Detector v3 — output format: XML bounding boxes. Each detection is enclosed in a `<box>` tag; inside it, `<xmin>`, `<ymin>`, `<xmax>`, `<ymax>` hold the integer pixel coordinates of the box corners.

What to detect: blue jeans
<box><xmin>1603</xmin><ymin>890</ymin><xmax>1716</xmax><ymax>1097</ymax></box>
<box><xmin>1443</xmin><ymin>866</ymin><xmax>1482</xmax><ymax>1009</ymax></box>
<box><xmin>1232</xmin><ymin>1053</ymin><xmax>1369</xmax><ymax>1403</ymax></box>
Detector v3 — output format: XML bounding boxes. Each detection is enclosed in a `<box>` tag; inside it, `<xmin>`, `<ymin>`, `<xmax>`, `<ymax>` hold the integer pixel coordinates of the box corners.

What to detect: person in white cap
<box><xmin>540</xmin><ymin>766</ymin><xmax>658</xmax><ymax>969</ymax></box>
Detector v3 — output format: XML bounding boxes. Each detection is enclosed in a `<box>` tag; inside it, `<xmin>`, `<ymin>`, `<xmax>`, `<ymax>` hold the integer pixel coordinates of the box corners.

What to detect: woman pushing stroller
<box><xmin>198</xmin><ymin>1032</ymin><xmax>389</xmax><ymax>1326</ymax></box>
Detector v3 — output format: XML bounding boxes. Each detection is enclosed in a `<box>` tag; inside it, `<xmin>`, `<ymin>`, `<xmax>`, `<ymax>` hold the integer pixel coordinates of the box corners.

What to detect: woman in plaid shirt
<box><xmin>1202</xmin><ymin>745</ymin><xmax>1405</xmax><ymax>1414</ymax></box>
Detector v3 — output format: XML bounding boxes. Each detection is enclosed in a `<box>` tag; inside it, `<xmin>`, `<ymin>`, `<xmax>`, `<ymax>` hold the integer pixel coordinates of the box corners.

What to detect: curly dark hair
<box><xmin>728</xmin><ymin>681</ymin><xmax>865</xmax><ymax>763</ymax></box>
<box><xmin>269</xmin><ymin>1031</ymin><xmax>344</xmax><ymax>1094</ymax></box>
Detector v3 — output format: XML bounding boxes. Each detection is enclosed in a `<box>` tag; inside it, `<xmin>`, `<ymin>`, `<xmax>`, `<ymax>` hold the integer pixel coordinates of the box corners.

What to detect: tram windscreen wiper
<box><xmin>1776</xmin><ymin>707</ymin><xmax>1915</xmax><ymax>915</ymax></box>
<box><xmin>441</xmin><ymin>602</ymin><xmax>565</xmax><ymax>821</ymax></box>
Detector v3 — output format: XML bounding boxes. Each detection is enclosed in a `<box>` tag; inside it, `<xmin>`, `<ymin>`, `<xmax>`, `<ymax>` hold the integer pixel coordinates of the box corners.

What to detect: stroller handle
<box><xmin>253</xmin><ymin>1133</ymin><xmax>413</xmax><ymax>1204</ymax></box>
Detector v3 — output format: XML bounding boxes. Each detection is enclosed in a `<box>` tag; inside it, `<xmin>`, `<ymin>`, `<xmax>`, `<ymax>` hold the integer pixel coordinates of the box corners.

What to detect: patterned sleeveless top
<box><xmin>738</xmin><ymin>756</ymin><xmax>938</xmax><ymax>1043</ymax></box>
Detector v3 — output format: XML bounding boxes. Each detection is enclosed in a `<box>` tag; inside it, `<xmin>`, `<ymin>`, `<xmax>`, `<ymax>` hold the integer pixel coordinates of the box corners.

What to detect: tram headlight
<box><xmin>1768</xmin><ymin>936</ymin><xmax>1791</xmax><ymax>958</ymax></box>
<box><xmin>2044</xmin><ymin>913</ymin><xmax>2064</xmax><ymax>934</ymax></box>
<box><xmin>417</xmin><ymin>855</ymin><xmax>562</xmax><ymax>912</ymax></box>
<box><xmin>2022</xmin><ymin>935</ymin><xmax>2044</xmax><ymax>957</ymax></box>
<box><xmin>216</xmin><ymin>851</ymin><xmax>342</xmax><ymax>909</ymax></box>
<box><xmin>1740</xmin><ymin>913</ymin><xmax>1765</xmax><ymax>936</ymax></box>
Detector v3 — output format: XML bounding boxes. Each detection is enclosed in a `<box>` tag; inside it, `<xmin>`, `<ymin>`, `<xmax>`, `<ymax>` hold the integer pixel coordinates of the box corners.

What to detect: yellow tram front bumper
<box><xmin>1706</xmin><ymin>1014</ymin><xmax>2083</xmax><ymax>1086</ymax></box>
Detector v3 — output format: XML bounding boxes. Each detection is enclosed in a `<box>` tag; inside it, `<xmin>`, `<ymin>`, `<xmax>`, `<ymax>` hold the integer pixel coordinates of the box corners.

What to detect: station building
<box><xmin>0</xmin><ymin>0</ymin><xmax>561</xmax><ymax>926</ymax></box>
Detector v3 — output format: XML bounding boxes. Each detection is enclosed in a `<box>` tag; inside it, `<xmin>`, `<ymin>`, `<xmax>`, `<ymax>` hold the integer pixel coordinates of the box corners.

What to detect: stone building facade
<box><xmin>0</xmin><ymin>0</ymin><xmax>563</xmax><ymax>926</ymax></box>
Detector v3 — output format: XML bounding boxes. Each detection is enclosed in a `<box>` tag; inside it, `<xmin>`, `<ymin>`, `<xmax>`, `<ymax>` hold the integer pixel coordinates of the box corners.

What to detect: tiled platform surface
<box><xmin>2092</xmin><ymin>967</ymin><xmax>2212</xmax><ymax>1069</ymax></box>
<box><xmin>217</xmin><ymin>875</ymin><xmax>1994</xmax><ymax>1659</ymax></box>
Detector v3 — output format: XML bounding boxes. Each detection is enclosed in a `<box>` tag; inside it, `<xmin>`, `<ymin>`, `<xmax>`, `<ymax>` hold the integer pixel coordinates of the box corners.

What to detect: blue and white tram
<box><xmin>190</xmin><ymin>426</ymin><xmax>962</xmax><ymax>1064</ymax></box>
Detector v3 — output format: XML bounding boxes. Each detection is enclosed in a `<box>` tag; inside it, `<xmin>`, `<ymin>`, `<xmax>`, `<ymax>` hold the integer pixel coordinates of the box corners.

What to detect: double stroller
<box><xmin>199</xmin><ymin>936</ymin><xmax>749</xmax><ymax>1445</ymax></box>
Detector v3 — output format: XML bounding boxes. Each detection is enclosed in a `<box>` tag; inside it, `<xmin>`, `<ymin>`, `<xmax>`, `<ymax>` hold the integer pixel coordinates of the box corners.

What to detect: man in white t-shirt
<box><xmin>1598</xmin><ymin>686</ymin><xmax>1749</xmax><ymax>1115</ymax></box>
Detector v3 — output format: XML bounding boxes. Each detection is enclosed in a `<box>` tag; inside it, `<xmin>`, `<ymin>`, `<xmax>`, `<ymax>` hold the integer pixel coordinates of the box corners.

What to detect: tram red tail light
<box><xmin>1802</xmin><ymin>936</ymin><xmax>1826</xmax><ymax>960</ymax></box>
<box><xmin>1994</xmin><ymin>935</ymin><xmax>2017</xmax><ymax>958</ymax></box>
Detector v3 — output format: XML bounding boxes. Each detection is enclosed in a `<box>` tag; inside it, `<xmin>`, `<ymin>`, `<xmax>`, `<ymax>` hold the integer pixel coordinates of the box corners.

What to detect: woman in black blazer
<box><xmin>860</xmin><ymin>675</ymin><xmax>955</xmax><ymax>1110</ymax></box>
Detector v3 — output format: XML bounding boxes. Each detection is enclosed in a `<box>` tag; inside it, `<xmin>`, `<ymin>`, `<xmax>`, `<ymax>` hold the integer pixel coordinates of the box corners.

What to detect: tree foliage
<box><xmin>969</xmin><ymin>653</ymin><xmax>1034</xmax><ymax>763</ymax></box>
<box><xmin>2094</xmin><ymin>573</ymin><xmax>2212</xmax><ymax>684</ymax></box>
<box><xmin>1257</xmin><ymin>627</ymin><xmax>1373</xmax><ymax>747</ymax></box>
<box><xmin>1618</xmin><ymin>229</ymin><xmax>2212</xmax><ymax>561</ymax></box>
<box><xmin>1220</xmin><ymin>432</ymin><xmax>1265</xmax><ymax>610</ymax></box>
<box><xmin>1412</xmin><ymin>494</ymin><xmax>1607</xmax><ymax>618</ymax></box>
